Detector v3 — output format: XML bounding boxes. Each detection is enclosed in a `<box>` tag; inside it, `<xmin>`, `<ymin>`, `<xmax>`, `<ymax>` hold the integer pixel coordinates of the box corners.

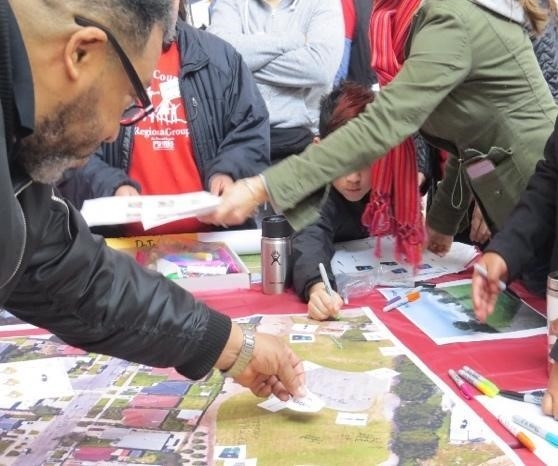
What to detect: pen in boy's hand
<box><xmin>318</xmin><ymin>262</ymin><xmax>341</xmax><ymax>320</ymax></box>
<box><xmin>473</xmin><ymin>263</ymin><xmax>506</xmax><ymax>291</ymax></box>
<box><xmin>318</xmin><ymin>262</ymin><xmax>334</xmax><ymax>297</ymax></box>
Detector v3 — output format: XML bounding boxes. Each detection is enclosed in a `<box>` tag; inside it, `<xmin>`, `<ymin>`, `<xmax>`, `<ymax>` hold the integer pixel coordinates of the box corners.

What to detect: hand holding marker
<box><xmin>473</xmin><ymin>263</ymin><xmax>507</xmax><ymax>291</ymax></box>
<box><xmin>318</xmin><ymin>263</ymin><xmax>335</xmax><ymax>297</ymax></box>
<box><xmin>318</xmin><ymin>262</ymin><xmax>341</xmax><ymax>320</ymax></box>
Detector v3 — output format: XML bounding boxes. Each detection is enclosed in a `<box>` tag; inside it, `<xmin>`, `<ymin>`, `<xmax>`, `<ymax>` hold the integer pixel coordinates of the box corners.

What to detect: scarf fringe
<box><xmin>394</xmin><ymin>221</ymin><xmax>425</xmax><ymax>271</ymax></box>
<box><xmin>363</xmin><ymin>193</ymin><xmax>393</xmax><ymax>237</ymax></box>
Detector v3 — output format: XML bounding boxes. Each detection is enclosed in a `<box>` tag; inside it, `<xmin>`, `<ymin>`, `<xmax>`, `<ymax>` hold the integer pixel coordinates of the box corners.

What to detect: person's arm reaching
<box><xmin>6</xmin><ymin>198</ymin><xmax>304</xmax><ymax>399</ymax></box>
<box><xmin>471</xmin><ymin>252</ymin><xmax>509</xmax><ymax>322</ymax></box>
<box><xmin>203</xmin><ymin>6</ymin><xmax>472</xmax><ymax>229</ymax></box>
<box><xmin>543</xmin><ymin>348</ymin><xmax>558</xmax><ymax>419</ymax></box>
<box><xmin>291</xmin><ymin>198</ymin><xmax>343</xmax><ymax>321</ymax></box>
<box><xmin>220</xmin><ymin>324</ymin><xmax>306</xmax><ymax>400</ymax></box>
<box><xmin>472</xmin><ymin>123</ymin><xmax>558</xmax><ymax>322</ymax></box>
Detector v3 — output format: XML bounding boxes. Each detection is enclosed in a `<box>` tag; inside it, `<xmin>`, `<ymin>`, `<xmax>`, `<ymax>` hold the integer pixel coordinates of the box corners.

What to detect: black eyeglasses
<box><xmin>74</xmin><ymin>15</ymin><xmax>154</xmax><ymax>126</ymax></box>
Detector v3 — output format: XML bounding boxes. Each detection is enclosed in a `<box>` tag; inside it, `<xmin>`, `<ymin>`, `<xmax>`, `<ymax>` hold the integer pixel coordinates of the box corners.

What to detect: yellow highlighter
<box><xmin>457</xmin><ymin>369</ymin><xmax>499</xmax><ymax>397</ymax></box>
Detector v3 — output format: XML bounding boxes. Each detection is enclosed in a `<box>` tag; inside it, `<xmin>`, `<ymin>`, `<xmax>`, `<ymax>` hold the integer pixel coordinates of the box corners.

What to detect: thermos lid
<box><xmin>548</xmin><ymin>271</ymin><xmax>558</xmax><ymax>291</ymax></box>
<box><xmin>261</xmin><ymin>215</ymin><xmax>293</xmax><ymax>238</ymax></box>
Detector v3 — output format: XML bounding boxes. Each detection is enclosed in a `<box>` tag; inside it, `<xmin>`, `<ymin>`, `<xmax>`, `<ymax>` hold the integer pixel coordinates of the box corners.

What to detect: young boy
<box><xmin>291</xmin><ymin>82</ymin><xmax>429</xmax><ymax>320</ymax></box>
<box><xmin>290</xmin><ymin>82</ymin><xmax>373</xmax><ymax>320</ymax></box>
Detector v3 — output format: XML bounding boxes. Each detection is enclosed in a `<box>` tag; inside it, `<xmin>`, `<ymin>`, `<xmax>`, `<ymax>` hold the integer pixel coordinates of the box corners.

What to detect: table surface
<box><xmin>0</xmin><ymin>269</ymin><xmax>549</xmax><ymax>465</ymax></box>
<box><xmin>197</xmin><ymin>273</ymin><xmax>549</xmax><ymax>466</ymax></box>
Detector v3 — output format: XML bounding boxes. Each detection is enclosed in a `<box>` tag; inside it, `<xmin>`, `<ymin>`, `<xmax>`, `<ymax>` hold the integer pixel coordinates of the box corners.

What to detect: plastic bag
<box><xmin>335</xmin><ymin>269</ymin><xmax>381</xmax><ymax>302</ymax></box>
<box><xmin>335</xmin><ymin>265</ymin><xmax>418</xmax><ymax>302</ymax></box>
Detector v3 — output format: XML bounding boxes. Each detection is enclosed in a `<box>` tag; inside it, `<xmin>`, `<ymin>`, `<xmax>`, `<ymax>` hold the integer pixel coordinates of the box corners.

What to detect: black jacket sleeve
<box><xmin>291</xmin><ymin>202</ymin><xmax>338</xmax><ymax>302</ymax></box>
<box><xmin>531</xmin><ymin>4</ymin><xmax>558</xmax><ymax>102</ymax></box>
<box><xmin>58</xmin><ymin>148</ymin><xmax>140</xmax><ymax>210</ymax></box>
<box><xmin>6</xmin><ymin>194</ymin><xmax>230</xmax><ymax>380</ymax></box>
<box><xmin>290</xmin><ymin>190</ymin><xmax>369</xmax><ymax>301</ymax></box>
<box><xmin>203</xmin><ymin>48</ymin><xmax>270</xmax><ymax>182</ymax></box>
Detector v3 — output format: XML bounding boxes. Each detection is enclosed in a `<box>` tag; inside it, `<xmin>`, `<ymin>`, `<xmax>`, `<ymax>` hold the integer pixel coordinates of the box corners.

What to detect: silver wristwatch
<box><xmin>221</xmin><ymin>328</ymin><xmax>256</xmax><ymax>378</ymax></box>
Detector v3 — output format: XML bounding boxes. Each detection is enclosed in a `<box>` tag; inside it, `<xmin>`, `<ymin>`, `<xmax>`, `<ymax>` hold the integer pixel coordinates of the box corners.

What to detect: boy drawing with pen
<box><xmin>290</xmin><ymin>82</ymin><xmax>429</xmax><ymax>321</ymax></box>
<box><xmin>290</xmin><ymin>83</ymin><xmax>373</xmax><ymax>320</ymax></box>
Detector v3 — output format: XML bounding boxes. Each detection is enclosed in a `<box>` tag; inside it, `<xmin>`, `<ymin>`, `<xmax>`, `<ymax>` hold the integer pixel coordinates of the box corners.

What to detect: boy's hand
<box><xmin>307</xmin><ymin>283</ymin><xmax>343</xmax><ymax>321</ymax></box>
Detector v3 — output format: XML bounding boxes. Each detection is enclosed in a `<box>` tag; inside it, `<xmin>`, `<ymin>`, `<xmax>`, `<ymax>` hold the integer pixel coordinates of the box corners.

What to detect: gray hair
<box><xmin>40</xmin><ymin>0</ymin><xmax>175</xmax><ymax>53</ymax></box>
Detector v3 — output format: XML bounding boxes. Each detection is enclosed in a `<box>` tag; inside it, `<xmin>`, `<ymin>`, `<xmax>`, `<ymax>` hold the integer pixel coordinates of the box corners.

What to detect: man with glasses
<box><xmin>0</xmin><ymin>0</ymin><xmax>304</xmax><ymax>402</ymax></box>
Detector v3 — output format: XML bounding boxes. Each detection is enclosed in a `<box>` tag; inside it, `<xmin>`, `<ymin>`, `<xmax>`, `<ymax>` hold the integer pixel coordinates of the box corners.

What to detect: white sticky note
<box><xmin>379</xmin><ymin>346</ymin><xmax>405</xmax><ymax>356</ymax></box>
<box><xmin>257</xmin><ymin>395</ymin><xmax>286</xmax><ymax>413</ymax></box>
<box><xmin>336</xmin><ymin>412</ymin><xmax>369</xmax><ymax>426</ymax></box>
<box><xmin>285</xmin><ymin>389</ymin><xmax>325</xmax><ymax>413</ymax></box>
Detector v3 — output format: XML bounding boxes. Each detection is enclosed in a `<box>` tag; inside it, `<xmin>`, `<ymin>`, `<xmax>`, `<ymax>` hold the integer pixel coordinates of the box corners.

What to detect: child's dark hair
<box><xmin>318</xmin><ymin>81</ymin><xmax>375</xmax><ymax>138</ymax></box>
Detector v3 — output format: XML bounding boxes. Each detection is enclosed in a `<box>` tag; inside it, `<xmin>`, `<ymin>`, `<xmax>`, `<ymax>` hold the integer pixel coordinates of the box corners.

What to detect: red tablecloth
<box><xmin>196</xmin><ymin>275</ymin><xmax>549</xmax><ymax>466</ymax></box>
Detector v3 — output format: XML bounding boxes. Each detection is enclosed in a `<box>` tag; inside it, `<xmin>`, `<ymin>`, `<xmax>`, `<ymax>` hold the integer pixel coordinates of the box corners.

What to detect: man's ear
<box><xmin>63</xmin><ymin>27</ymin><xmax>109</xmax><ymax>81</ymax></box>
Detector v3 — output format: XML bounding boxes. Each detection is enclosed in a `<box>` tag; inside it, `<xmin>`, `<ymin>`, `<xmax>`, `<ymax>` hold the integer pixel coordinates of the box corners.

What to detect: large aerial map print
<box><xmin>0</xmin><ymin>308</ymin><xmax>518</xmax><ymax>465</ymax></box>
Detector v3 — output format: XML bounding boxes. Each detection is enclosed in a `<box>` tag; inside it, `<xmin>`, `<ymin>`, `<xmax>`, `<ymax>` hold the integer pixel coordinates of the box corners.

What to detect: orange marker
<box><xmin>383</xmin><ymin>290</ymin><xmax>421</xmax><ymax>312</ymax></box>
<box><xmin>498</xmin><ymin>415</ymin><xmax>536</xmax><ymax>452</ymax></box>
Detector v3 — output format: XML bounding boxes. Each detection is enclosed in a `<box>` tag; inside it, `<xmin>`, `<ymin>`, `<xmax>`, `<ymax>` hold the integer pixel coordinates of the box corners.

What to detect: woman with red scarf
<box><xmin>206</xmin><ymin>0</ymin><xmax>558</xmax><ymax>272</ymax></box>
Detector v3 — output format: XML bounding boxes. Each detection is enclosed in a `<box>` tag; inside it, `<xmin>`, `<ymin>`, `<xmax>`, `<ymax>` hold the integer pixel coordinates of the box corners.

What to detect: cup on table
<box><xmin>261</xmin><ymin>215</ymin><xmax>292</xmax><ymax>295</ymax></box>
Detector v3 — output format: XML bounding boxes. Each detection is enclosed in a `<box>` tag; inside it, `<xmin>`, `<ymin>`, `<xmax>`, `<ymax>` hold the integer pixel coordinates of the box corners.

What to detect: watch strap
<box><xmin>221</xmin><ymin>327</ymin><xmax>256</xmax><ymax>378</ymax></box>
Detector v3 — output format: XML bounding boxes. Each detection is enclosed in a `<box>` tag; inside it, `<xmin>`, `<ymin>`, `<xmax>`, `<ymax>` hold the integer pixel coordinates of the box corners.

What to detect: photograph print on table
<box><xmin>378</xmin><ymin>279</ymin><xmax>546</xmax><ymax>345</ymax></box>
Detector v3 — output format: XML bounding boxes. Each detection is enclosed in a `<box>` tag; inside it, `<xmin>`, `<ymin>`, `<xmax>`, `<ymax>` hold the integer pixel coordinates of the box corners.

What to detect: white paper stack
<box><xmin>80</xmin><ymin>192</ymin><xmax>221</xmax><ymax>229</ymax></box>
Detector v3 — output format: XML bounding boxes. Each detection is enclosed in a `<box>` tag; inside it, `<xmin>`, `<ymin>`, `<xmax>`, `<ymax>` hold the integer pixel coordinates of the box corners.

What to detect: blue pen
<box><xmin>512</xmin><ymin>414</ymin><xmax>558</xmax><ymax>446</ymax></box>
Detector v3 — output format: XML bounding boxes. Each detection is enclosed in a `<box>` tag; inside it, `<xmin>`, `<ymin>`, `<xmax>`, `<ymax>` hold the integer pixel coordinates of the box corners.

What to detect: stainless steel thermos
<box><xmin>261</xmin><ymin>215</ymin><xmax>293</xmax><ymax>294</ymax></box>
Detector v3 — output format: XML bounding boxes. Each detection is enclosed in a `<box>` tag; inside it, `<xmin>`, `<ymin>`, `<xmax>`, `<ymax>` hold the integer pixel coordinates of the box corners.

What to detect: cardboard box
<box><xmin>106</xmin><ymin>233</ymin><xmax>251</xmax><ymax>292</ymax></box>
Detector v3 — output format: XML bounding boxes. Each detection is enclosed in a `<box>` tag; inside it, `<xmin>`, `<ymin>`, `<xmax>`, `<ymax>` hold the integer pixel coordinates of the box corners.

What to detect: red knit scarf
<box><xmin>362</xmin><ymin>0</ymin><xmax>424</xmax><ymax>267</ymax></box>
